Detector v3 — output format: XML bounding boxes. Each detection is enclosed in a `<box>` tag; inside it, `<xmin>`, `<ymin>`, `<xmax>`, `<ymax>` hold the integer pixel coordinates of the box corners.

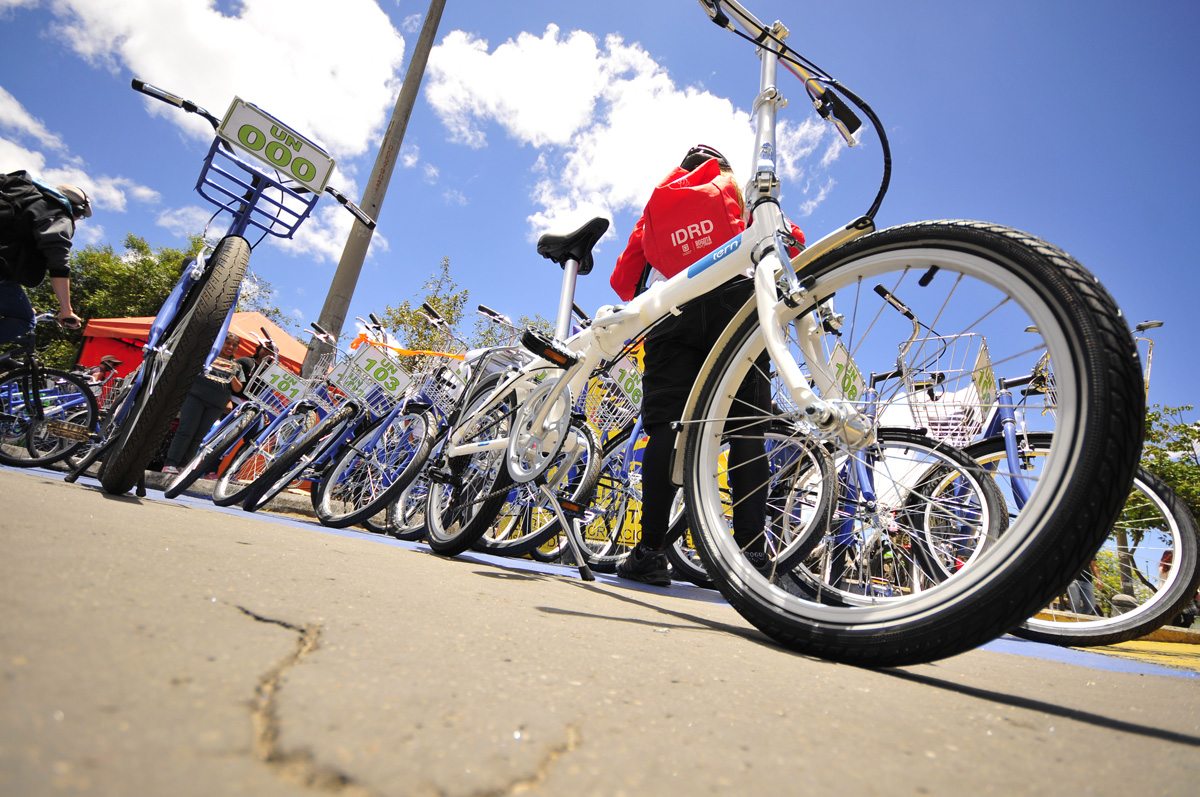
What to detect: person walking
<box><xmin>0</xmin><ymin>171</ymin><xmax>90</xmax><ymax>345</ymax></box>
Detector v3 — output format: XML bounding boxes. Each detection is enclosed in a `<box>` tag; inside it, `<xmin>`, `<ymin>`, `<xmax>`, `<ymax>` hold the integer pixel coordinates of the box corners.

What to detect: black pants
<box><xmin>637</xmin><ymin>278</ymin><xmax>769</xmax><ymax>551</ymax></box>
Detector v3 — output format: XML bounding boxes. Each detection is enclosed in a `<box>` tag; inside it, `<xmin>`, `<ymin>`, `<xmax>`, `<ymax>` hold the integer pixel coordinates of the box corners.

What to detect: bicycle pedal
<box><xmin>556</xmin><ymin>496</ymin><xmax>587</xmax><ymax>520</ymax></box>
<box><xmin>520</xmin><ymin>327</ymin><xmax>577</xmax><ymax>369</ymax></box>
<box><xmin>44</xmin><ymin>419</ymin><xmax>93</xmax><ymax>443</ymax></box>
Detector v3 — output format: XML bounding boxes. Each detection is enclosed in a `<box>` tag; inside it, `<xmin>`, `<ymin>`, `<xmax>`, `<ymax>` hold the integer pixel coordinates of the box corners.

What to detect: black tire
<box><xmin>0</xmin><ymin>367</ymin><xmax>98</xmax><ymax>467</ymax></box>
<box><xmin>99</xmin><ymin>236</ymin><xmax>250</xmax><ymax>494</ymax></box>
<box><xmin>966</xmin><ymin>433</ymin><xmax>1200</xmax><ymax>646</ymax></box>
<box><xmin>163</xmin><ymin>405</ymin><xmax>262</xmax><ymax>499</ymax></box>
<box><xmin>682</xmin><ymin>221</ymin><xmax>1144</xmax><ymax>667</ymax></box>
<box><xmin>241</xmin><ymin>404</ymin><xmax>359</xmax><ymax>513</ymax></box>
<box><xmin>211</xmin><ymin>410</ymin><xmax>314</xmax><ymax>507</ymax></box>
<box><xmin>474</xmin><ymin>419</ymin><xmax>602</xmax><ymax>558</ymax></box>
<box><xmin>314</xmin><ymin>410</ymin><xmax>437</xmax><ymax>528</ymax></box>
<box><xmin>425</xmin><ymin>375</ymin><xmax>516</xmax><ymax>557</ymax></box>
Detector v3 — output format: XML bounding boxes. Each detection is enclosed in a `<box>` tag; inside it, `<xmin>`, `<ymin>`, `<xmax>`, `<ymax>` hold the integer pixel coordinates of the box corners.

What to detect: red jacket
<box><xmin>610</xmin><ymin>159</ymin><xmax>804</xmax><ymax>301</ymax></box>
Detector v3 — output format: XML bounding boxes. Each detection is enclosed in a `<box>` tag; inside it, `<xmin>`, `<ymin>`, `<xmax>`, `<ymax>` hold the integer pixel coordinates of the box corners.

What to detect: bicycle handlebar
<box><xmin>132</xmin><ymin>78</ymin><xmax>377</xmax><ymax>230</ymax></box>
<box><xmin>131</xmin><ymin>79</ymin><xmax>220</xmax><ymax>129</ymax></box>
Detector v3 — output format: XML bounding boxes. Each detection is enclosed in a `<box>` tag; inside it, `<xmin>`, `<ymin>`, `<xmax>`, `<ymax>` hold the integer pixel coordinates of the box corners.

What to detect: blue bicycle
<box><xmin>66</xmin><ymin>79</ymin><xmax>372</xmax><ymax>495</ymax></box>
<box><xmin>1</xmin><ymin>313</ymin><xmax>99</xmax><ymax>467</ymax></box>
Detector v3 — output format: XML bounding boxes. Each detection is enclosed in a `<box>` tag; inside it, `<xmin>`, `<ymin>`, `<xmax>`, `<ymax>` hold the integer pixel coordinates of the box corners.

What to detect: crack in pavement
<box><xmin>473</xmin><ymin>725</ymin><xmax>583</xmax><ymax>797</ymax></box>
<box><xmin>235</xmin><ymin>605</ymin><xmax>374</xmax><ymax>795</ymax></box>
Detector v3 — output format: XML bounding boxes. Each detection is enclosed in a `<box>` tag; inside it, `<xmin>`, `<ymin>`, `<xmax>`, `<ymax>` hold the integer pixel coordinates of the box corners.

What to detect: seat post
<box><xmin>554</xmin><ymin>258</ymin><xmax>580</xmax><ymax>340</ymax></box>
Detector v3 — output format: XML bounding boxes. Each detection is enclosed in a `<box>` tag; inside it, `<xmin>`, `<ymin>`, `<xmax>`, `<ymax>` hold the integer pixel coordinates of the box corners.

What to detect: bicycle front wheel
<box><xmin>425</xmin><ymin>375</ymin><xmax>515</xmax><ymax>557</ymax></box>
<box><xmin>0</xmin><ymin>367</ymin><xmax>98</xmax><ymax>467</ymax></box>
<box><xmin>99</xmin><ymin>236</ymin><xmax>249</xmax><ymax>494</ymax></box>
<box><xmin>315</xmin><ymin>410</ymin><xmax>436</xmax><ymax>528</ymax></box>
<box><xmin>475</xmin><ymin>419</ymin><xmax>601</xmax><ymax>558</ymax></box>
<box><xmin>241</xmin><ymin>404</ymin><xmax>359</xmax><ymax>513</ymax></box>
<box><xmin>682</xmin><ymin>220</ymin><xmax>1144</xmax><ymax>667</ymax></box>
<box><xmin>164</xmin><ymin>405</ymin><xmax>262</xmax><ymax>499</ymax></box>
<box><xmin>967</xmin><ymin>433</ymin><xmax>1200</xmax><ymax>646</ymax></box>
<box><xmin>211</xmin><ymin>409</ymin><xmax>314</xmax><ymax>506</ymax></box>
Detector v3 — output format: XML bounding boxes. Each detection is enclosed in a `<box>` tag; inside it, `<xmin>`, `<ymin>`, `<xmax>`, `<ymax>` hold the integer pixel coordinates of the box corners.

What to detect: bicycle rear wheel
<box><xmin>0</xmin><ymin>367</ymin><xmax>98</xmax><ymax>467</ymax></box>
<box><xmin>967</xmin><ymin>433</ymin><xmax>1200</xmax><ymax>646</ymax></box>
<box><xmin>99</xmin><ymin>236</ymin><xmax>249</xmax><ymax>494</ymax></box>
<box><xmin>682</xmin><ymin>220</ymin><xmax>1144</xmax><ymax>667</ymax></box>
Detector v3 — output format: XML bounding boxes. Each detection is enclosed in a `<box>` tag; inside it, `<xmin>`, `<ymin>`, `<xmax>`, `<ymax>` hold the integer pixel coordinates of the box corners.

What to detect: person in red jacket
<box><xmin>613</xmin><ymin>145</ymin><xmax>804</xmax><ymax>586</ymax></box>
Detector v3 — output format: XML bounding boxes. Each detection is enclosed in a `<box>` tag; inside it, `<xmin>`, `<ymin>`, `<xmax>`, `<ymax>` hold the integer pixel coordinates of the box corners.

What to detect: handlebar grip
<box><xmin>477</xmin><ymin>303</ymin><xmax>500</xmax><ymax>318</ymax></box>
<box><xmin>131</xmin><ymin>79</ymin><xmax>185</xmax><ymax>108</ymax></box>
<box><xmin>873</xmin><ymin>284</ymin><xmax>915</xmax><ymax>320</ymax></box>
<box><xmin>421</xmin><ymin>302</ymin><xmax>443</xmax><ymax>322</ymax></box>
<box><xmin>369</xmin><ymin>312</ymin><xmax>383</xmax><ymax>326</ymax></box>
<box><xmin>310</xmin><ymin>321</ymin><xmax>333</xmax><ymax>339</ymax></box>
<box><xmin>323</xmin><ymin>186</ymin><xmax>377</xmax><ymax>230</ymax></box>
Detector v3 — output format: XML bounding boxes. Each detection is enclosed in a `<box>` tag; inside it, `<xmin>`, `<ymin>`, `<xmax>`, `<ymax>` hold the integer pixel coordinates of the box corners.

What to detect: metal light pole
<box><xmin>303</xmin><ymin>0</ymin><xmax>447</xmax><ymax>376</ymax></box>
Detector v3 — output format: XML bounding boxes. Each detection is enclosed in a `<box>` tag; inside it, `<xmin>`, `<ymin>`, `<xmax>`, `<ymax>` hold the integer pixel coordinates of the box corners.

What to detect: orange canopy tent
<box><xmin>77</xmin><ymin>311</ymin><xmax>308</xmax><ymax>377</ymax></box>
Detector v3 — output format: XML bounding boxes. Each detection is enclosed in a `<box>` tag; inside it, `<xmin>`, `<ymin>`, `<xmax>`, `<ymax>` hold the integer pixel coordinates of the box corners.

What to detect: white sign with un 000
<box><xmin>217</xmin><ymin>98</ymin><xmax>335</xmax><ymax>194</ymax></box>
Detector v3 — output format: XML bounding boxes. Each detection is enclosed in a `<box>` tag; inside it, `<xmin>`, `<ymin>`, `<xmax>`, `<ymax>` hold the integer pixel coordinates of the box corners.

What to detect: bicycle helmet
<box><xmin>680</xmin><ymin>144</ymin><xmax>731</xmax><ymax>172</ymax></box>
<box><xmin>56</xmin><ymin>184</ymin><xmax>92</xmax><ymax>219</ymax></box>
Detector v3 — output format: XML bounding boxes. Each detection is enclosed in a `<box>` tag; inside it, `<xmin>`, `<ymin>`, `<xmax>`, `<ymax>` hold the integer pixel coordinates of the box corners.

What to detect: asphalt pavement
<box><xmin>2</xmin><ymin>464</ymin><xmax>1198</xmax><ymax>795</ymax></box>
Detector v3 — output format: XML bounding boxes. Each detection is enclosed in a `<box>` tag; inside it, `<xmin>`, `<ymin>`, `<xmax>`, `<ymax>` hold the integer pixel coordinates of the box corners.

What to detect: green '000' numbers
<box><xmin>237</xmin><ymin>123</ymin><xmax>319</xmax><ymax>185</ymax></box>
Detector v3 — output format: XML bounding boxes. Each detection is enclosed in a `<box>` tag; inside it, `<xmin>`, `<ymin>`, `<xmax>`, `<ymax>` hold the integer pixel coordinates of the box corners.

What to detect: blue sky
<box><xmin>2</xmin><ymin>0</ymin><xmax>1197</xmax><ymax>413</ymax></box>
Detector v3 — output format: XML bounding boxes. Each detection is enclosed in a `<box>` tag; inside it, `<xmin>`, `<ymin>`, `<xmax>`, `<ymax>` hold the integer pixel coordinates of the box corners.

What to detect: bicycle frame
<box><xmin>443</xmin><ymin>6</ymin><xmax>875</xmax><ymax>472</ymax></box>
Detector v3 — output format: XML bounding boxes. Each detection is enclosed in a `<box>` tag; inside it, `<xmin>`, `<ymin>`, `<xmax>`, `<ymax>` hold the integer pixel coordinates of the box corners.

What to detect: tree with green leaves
<box><xmin>377</xmin><ymin>256</ymin><xmax>550</xmax><ymax>373</ymax></box>
<box><xmin>28</xmin><ymin>233</ymin><xmax>204</xmax><ymax>369</ymax></box>
<box><xmin>1142</xmin><ymin>405</ymin><xmax>1200</xmax><ymax>519</ymax></box>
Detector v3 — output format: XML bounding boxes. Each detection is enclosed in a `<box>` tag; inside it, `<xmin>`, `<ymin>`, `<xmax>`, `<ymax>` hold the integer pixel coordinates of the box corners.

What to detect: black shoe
<box><xmin>617</xmin><ymin>544</ymin><xmax>671</xmax><ymax>587</ymax></box>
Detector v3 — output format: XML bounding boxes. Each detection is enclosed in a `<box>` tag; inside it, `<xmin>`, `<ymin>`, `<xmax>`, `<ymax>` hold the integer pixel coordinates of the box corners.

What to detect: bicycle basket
<box><xmin>326</xmin><ymin>342</ymin><xmax>413</xmax><ymax>420</ymax></box>
<box><xmin>195</xmin><ymin>139</ymin><xmax>320</xmax><ymax>240</ymax></box>
<box><xmin>243</xmin><ymin>360</ymin><xmax>312</xmax><ymax>416</ymax></box>
<box><xmin>583</xmin><ymin>354</ymin><xmax>642</xmax><ymax>434</ymax></box>
<box><xmin>901</xmin><ymin>333</ymin><xmax>996</xmax><ymax>447</ymax></box>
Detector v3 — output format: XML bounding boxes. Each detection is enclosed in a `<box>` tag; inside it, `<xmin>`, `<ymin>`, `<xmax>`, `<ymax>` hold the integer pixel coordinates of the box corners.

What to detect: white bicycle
<box><xmin>422</xmin><ymin>0</ymin><xmax>1146</xmax><ymax>667</ymax></box>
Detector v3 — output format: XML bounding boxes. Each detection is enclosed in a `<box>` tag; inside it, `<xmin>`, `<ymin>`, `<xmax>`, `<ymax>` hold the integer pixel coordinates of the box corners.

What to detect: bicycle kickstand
<box><xmin>63</xmin><ymin>434</ymin><xmax>117</xmax><ymax>484</ymax></box>
<box><xmin>537</xmin><ymin>484</ymin><xmax>595</xmax><ymax>582</ymax></box>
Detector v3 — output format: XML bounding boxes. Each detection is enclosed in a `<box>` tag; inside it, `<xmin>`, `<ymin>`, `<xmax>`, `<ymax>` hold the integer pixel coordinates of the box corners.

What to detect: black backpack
<box><xmin>0</xmin><ymin>170</ymin><xmax>58</xmax><ymax>287</ymax></box>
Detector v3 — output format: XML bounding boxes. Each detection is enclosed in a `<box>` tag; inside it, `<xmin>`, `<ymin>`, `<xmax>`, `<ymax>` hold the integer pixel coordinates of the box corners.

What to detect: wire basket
<box><xmin>583</xmin><ymin>354</ymin><xmax>642</xmax><ymax>434</ymax></box>
<box><xmin>243</xmin><ymin>360</ymin><xmax>312</xmax><ymax>416</ymax></box>
<box><xmin>901</xmin><ymin>333</ymin><xmax>996</xmax><ymax>447</ymax></box>
<box><xmin>326</xmin><ymin>342</ymin><xmax>413</xmax><ymax>420</ymax></box>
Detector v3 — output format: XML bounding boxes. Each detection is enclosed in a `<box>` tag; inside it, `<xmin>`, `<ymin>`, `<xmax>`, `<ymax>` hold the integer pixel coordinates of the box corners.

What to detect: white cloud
<box><xmin>0</xmin><ymin>86</ymin><xmax>160</xmax><ymax>214</ymax></box>
<box><xmin>7</xmin><ymin>1</ymin><xmax>410</xmax><ymax>264</ymax></box>
<box><xmin>44</xmin><ymin>0</ymin><xmax>406</xmax><ymax>161</ymax></box>
<box><xmin>426</xmin><ymin>27</ymin><xmax>839</xmax><ymax>239</ymax></box>
<box><xmin>422</xmin><ymin>162</ymin><xmax>439</xmax><ymax>183</ymax></box>
<box><xmin>401</xmin><ymin>144</ymin><xmax>420</xmax><ymax>168</ymax></box>
<box><xmin>0</xmin><ymin>86</ymin><xmax>66</xmax><ymax>152</ymax></box>
<box><xmin>156</xmin><ymin>205</ymin><xmax>215</xmax><ymax>238</ymax></box>
<box><xmin>401</xmin><ymin>12</ymin><xmax>422</xmax><ymax>34</ymax></box>
<box><xmin>442</xmin><ymin>189</ymin><xmax>466</xmax><ymax>206</ymax></box>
